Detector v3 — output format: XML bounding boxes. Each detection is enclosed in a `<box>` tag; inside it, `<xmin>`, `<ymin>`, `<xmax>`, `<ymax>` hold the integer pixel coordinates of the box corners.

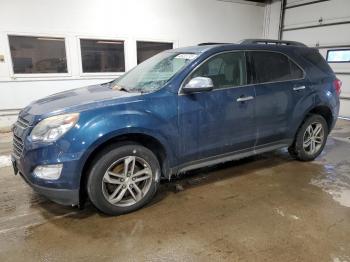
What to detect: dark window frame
<box><xmin>180</xmin><ymin>50</ymin><xmax>305</xmax><ymax>94</ymax></box>
<box><xmin>326</xmin><ymin>48</ymin><xmax>350</xmax><ymax>63</ymax></box>
<box><xmin>7</xmin><ymin>34</ymin><xmax>69</xmax><ymax>76</ymax></box>
<box><xmin>248</xmin><ymin>50</ymin><xmax>305</xmax><ymax>85</ymax></box>
<box><xmin>79</xmin><ymin>38</ymin><xmax>126</xmax><ymax>74</ymax></box>
<box><xmin>136</xmin><ymin>40</ymin><xmax>173</xmax><ymax>64</ymax></box>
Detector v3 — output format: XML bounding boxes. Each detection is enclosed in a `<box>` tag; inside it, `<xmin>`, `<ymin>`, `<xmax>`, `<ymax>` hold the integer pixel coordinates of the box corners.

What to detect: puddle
<box><xmin>310</xmin><ymin>163</ymin><xmax>350</xmax><ymax>208</ymax></box>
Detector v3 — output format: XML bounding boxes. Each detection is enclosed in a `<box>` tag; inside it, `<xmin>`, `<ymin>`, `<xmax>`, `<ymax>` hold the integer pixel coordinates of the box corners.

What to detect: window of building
<box><xmin>327</xmin><ymin>49</ymin><xmax>350</xmax><ymax>63</ymax></box>
<box><xmin>80</xmin><ymin>39</ymin><xmax>125</xmax><ymax>73</ymax></box>
<box><xmin>137</xmin><ymin>41</ymin><xmax>173</xmax><ymax>64</ymax></box>
<box><xmin>250</xmin><ymin>51</ymin><xmax>303</xmax><ymax>83</ymax></box>
<box><xmin>188</xmin><ymin>51</ymin><xmax>246</xmax><ymax>89</ymax></box>
<box><xmin>8</xmin><ymin>35</ymin><xmax>68</xmax><ymax>74</ymax></box>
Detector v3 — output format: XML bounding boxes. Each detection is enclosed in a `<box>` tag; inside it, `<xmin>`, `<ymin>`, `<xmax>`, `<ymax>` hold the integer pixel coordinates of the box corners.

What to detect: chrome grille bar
<box><xmin>16</xmin><ymin>116</ymin><xmax>30</xmax><ymax>129</ymax></box>
<box><xmin>13</xmin><ymin>134</ymin><xmax>24</xmax><ymax>158</ymax></box>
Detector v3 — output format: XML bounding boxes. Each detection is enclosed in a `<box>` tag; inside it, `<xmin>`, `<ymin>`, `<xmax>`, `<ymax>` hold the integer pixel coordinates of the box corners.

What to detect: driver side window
<box><xmin>188</xmin><ymin>51</ymin><xmax>247</xmax><ymax>89</ymax></box>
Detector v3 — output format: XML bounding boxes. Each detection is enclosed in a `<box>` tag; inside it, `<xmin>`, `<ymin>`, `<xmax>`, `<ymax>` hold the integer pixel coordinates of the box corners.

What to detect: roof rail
<box><xmin>198</xmin><ymin>42</ymin><xmax>232</xmax><ymax>46</ymax></box>
<box><xmin>240</xmin><ymin>39</ymin><xmax>307</xmax><ymax>47</ymax></box>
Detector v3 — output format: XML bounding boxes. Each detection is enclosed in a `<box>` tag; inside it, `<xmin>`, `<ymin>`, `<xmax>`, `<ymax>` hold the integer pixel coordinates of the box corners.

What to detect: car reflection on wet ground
<box><xmin>0</xmin><ymin>120</ymin><xmax>350</xmax><ymax>261</ymax></box>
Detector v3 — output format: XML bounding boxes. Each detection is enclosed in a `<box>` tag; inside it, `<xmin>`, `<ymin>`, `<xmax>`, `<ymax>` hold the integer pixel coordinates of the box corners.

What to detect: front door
<box><xmin>178</xmin><ymin>51</ymin><xmax>256</xmax><ymax>163</ymax></box>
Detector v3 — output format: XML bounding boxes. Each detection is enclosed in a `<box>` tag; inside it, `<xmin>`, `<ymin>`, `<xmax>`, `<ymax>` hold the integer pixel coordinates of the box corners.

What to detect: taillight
<box><xmin>334</xmin><ymin>79</ymin><xmax>342</xmax><ymax>96</ymax></box>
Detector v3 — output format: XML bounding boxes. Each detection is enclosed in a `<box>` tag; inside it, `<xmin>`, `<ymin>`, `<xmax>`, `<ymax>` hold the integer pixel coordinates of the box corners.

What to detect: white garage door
<box><xmin>282</xmin><ymin>0</ymin><xmax>350</xmax><ymax>118</ymax></box>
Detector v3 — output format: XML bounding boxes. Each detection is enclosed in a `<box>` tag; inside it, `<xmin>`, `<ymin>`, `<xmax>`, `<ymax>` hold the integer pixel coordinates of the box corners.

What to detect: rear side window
<box><xmin>302</xmin><ymin>49</ymin><xmax>333</xmax><ymax>75</ymax></box>
<box><xmin>188</xmin><ymin>51</ymin><xmax>246</xmax><ymax>89</ymax></box>
<box><xmin>250</xmin><ymin>51</ymin><xmax>303</xmax><ymax>84</ymax></box>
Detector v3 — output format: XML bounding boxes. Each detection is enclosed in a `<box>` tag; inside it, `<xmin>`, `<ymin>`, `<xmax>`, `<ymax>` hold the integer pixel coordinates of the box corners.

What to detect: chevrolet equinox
<box><xmin>11</xmin><ymin>39</ymin><xmax>341</xmax><ymax>215</ymax></box>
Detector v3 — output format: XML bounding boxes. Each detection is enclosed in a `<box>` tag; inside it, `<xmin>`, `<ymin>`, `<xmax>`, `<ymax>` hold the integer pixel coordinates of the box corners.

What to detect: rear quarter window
<box><xmin>250</xmin><ymin>51</ymin><xmax>304</xmax><ymax>84</ymax></box>
<box><xmin>300</xmin><ymin>49</ymin><xmax>334</xmax><ymax>75</ymax></box>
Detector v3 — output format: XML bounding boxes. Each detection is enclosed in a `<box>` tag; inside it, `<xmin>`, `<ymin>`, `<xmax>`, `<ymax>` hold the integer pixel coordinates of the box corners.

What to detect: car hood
<box><xmin>21</xmin><ymin>83</ymin><xmax>140</xmax><ymax>119</ymax></box>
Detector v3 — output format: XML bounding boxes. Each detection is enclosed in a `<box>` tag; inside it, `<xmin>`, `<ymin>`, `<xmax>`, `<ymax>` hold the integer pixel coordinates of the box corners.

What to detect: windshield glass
<box><xmin>111</xmin><ymin>52</ymin><xmax>198</xmax><ymax>93</ymax></box>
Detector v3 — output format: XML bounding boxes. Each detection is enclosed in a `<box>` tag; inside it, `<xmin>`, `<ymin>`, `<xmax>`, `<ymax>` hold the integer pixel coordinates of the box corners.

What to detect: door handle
<box><xmin>293</xmin><ymin>86</ymin><xmax>306</xmax><ymax>91</ymax></box>
<box><xmin>236</xmin><ymin>96</ymin><xmax>254</xmax><ymax>102</ymax></box>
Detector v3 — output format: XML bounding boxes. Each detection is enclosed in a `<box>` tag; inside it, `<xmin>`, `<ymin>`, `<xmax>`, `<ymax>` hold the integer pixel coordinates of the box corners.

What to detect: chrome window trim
<box><xmin>178</xmin><ymin>49</ymin><xmax>306</xmax><ymax>95</ymax></box>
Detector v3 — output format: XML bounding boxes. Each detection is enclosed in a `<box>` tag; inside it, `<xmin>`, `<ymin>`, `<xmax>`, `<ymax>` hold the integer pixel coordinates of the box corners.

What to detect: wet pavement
<box><xmin>0</xmin><ymin>120</ymin><xmax>350</xmax><ymax>261</ymax></box>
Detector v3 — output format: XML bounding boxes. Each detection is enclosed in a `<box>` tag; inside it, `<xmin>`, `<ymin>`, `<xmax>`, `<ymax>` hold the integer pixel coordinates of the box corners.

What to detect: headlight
<box><xmin>30</xmin><ymin>113</ymin><xmax>79</xmax><ymax>142</ymax></box>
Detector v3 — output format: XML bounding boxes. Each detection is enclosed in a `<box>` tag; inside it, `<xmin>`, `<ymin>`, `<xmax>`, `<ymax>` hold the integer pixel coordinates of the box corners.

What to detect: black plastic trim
<box><xmin>335</xmin><ymin>72</ymin><xmax>350</xmax><ymax>75</ymax></box>
<box><xmin>172</xmin><ymin>140</ymin><xmax>292</xmax><ymax>175</ymax></box>
<box><xmin>18</xmin><ymin>172</ymin><xmax>79</xmax><ymax>206</ymax></box>
<box><xmin>316</xmin><ymin>44</ymin><xmax>350</xmax><ymax>49</ymax></box>
<box><xmin>285</xmin><ymin>0</ymin><xmax>330</xmax><ymax>9</ymax></box>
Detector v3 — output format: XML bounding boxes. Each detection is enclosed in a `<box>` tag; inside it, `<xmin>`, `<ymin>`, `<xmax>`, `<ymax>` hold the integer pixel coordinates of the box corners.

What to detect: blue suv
<box><xmin>12</xmin><ymin>39</ymin><xmax>341</xmax><ymax>215</ymax></box>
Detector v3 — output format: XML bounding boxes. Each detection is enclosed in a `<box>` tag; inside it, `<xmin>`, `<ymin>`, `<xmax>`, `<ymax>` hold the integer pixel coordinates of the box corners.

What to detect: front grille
<box><xmin>16</xmin><ymin>116</ymin><xmax>30</xmax><ymax>129</ymax></box>
<box><xmin>12</xmin><ymin>115</ymin><xmax>32</xmax><ymax>158</ymax></box>
<box><xmin>13</xmin><ymin>134</ymin><xmax>24</xmax><ymax>158</ymax></box>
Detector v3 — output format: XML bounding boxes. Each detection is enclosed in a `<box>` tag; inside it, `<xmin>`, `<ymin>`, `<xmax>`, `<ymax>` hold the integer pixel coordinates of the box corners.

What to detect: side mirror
<box><xmin>182</xmin><ymin>77</ymin><xmax>214</xmax><ymax>93</ymax></box>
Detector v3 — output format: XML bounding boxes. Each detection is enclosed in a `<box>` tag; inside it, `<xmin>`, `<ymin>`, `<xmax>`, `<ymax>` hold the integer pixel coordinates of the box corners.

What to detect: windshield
<box><xmin>111</xmin><ymin>52</ymin><xmax>198</xmax><ymax>93</ymax></box>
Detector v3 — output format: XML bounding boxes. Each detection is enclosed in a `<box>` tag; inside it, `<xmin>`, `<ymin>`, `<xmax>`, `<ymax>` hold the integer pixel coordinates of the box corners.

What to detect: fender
<box><xmin>74</xmin><ymin>107</ymin><xmax>179</xmax><ymax>177</ymax></box>
<box><xmin>289</xmin><ymin>90</ymin><xmax>316</xmax><ymax>138</ymax></box>
<box><xmin>289</xmin><ymin>85</ymin><xmax>338</xmax><ymax>139</ymax></box>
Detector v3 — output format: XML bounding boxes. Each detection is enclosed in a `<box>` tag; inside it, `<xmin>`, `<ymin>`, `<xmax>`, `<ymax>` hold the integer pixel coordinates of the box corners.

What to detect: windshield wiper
<box><xmin>100</xmin><ymin>80</ymin><xmax>114</xmax><ymax>87</ymax></box>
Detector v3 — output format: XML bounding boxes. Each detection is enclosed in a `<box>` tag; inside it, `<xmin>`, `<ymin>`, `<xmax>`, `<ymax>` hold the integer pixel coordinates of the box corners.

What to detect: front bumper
<box><xmin>12</xmin><ymin>155</ymin><xmax>80</xmax><ymax>206</ymax></box>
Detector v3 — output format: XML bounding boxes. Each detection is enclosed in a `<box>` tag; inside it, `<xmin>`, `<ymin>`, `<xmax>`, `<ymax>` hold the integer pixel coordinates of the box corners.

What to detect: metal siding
<box><xmin>282</xmin><ymin>0</ymin><xmax>350</xmax><ymax>117</ymax></box>
<box><xmin>284</xmin><ymin>0</ymin><xmax>350</xmax><ymax>29</ymax></box>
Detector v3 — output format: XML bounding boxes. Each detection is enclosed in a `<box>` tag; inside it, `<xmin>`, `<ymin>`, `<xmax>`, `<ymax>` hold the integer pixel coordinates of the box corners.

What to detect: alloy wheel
<box><xmin>102</xmin><ymin>156</ymin><xmax>153</xmax><ymax>207</ymax></box>
<box><xmin>303</xmin><ymin>122</ymin><xmax>324</xmax><ymax>155</ymax></box>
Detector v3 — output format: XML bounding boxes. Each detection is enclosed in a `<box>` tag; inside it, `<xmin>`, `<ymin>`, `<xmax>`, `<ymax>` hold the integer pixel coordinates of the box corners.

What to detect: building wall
<box><xmin>263</xmin><ymin>0</ymin><xmax>281</xmax><ymax>39</ymax></box>
<box><xmin>0</xmin><ymin>0</ymin><xmax>265</xmax><ymax>122</ymax></box>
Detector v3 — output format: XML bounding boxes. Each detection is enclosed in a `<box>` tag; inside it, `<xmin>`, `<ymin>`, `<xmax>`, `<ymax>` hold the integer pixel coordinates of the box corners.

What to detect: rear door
<box><xmin>178</xmin><ymin>51</ymin><xmax>256</xmax><ymax>163</ymax></box>
<box><xmin>248</xmin><ymin>51</ymin><xmax>306</xmax><ymax>146</ymax></box>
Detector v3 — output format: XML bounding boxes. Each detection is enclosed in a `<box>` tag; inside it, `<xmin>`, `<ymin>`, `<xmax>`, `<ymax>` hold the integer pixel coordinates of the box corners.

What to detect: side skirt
<box><xmin>169</xmin><ymin>140</ymin><xmax>292</xmax><ymax>177</ymax></box>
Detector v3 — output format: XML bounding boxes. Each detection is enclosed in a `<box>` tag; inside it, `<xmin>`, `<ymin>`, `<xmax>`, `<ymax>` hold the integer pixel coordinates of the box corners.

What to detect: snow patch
<box><xmin>275</xmin><ymin>208</ymin><xmax>285</xmax><ymax>217</ymax></box>
<box><xmin>289</xmin><ymin>215</ymin><xmax>300</xmax><ymax>220</ymax></box>
<box><xmin>0</xmin><ymin>155</ymin><xmax>12</xmax><ymax>168</ymax></box>
<box><xmin>274</xmin><ymin>208</ymin><xmax>300</xmax><ymax>220</ymax></box>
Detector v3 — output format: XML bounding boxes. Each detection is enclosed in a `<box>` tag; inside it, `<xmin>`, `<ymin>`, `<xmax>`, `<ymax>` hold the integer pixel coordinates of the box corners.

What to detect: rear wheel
<box><xmin>288</xmin><ymin>114</ymin><xmax>328</xmax><ymax>161</ymax></box>
<box><xmin>87</xmin><ymin>144</ymin><xmax>160</xmax><ymax>215</ymax></box>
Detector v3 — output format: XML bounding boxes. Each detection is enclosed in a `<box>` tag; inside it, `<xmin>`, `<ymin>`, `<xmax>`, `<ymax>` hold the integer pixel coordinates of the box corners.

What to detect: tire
<box><xmin>87</xmin><ymin>143</ymin><xmax>161</xmax><ymax>216</ymax></box>
<box><xmin>288</xmin><ymin>114</ymin><xmax>328</xmax><ymax>161</ymax></box>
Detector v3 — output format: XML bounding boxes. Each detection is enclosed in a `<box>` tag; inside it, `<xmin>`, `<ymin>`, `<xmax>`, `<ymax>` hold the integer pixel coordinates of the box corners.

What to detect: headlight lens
<box><xmin>30</xmin><ymin>113</ymin><xmax>79</xmax><ymax>142</ymax></box>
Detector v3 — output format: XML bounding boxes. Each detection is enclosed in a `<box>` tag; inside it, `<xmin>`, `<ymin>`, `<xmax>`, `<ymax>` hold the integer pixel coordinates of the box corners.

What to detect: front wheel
<box><xmin>288</xmin><ymin>114</ymin><xmax>328</xmax><ymax>161</ymax></box>
<box><xmin>87</xmin><ymin>144</ymin><xmax>161</xmax><ymax>215</ymax></box>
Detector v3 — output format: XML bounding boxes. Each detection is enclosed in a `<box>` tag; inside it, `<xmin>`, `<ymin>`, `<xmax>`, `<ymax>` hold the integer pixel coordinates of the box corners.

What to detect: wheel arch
<box><xmin>79</xmin><ymin>132</ymin><xmax>172</xmax><ymax>206</ymax></box>
<box><xmin>308</xmin><ymin>105</ymin><xmax>333</xmax><ymax>131</ymax></box>
<box><xmin>292</xmin><ymin>104</ymin><xmax>334</xmax><ymax>145</ymax></box>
